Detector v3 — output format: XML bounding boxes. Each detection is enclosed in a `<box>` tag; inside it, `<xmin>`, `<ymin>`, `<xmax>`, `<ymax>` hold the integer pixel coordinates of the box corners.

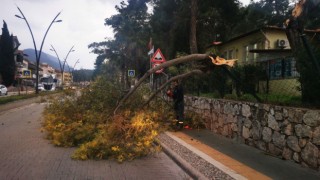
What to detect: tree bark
<box><xmin>190</xmin><ymin>0</ymin><xmax>198</xmax><ymax>54</ymax></box>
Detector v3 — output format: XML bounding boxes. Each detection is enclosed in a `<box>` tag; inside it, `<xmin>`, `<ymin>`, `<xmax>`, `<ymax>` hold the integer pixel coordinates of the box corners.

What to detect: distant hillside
<box><xmin>23</xmin><ymin>48</ymin><xmax>72</xmax><ymax>72</ymax></box>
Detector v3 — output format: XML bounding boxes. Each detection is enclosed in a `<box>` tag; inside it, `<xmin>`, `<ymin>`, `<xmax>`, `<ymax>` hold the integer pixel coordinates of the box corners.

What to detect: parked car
<box><xmin>37</xmin><ymin>84</ymin><xmax>45</xmax><ymax>91</ymax></box>
<box><xmin>0</xmin><ymin>84</ymin><xmax>8</xmax><ymax>96</ymax></box>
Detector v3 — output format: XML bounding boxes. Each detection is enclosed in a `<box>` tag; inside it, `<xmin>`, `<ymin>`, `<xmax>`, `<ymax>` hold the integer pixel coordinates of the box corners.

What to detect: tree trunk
<box><xmin>190</xmin><ymin>0</ymin><xmax>198</xmax><ymax>54</ymax></box>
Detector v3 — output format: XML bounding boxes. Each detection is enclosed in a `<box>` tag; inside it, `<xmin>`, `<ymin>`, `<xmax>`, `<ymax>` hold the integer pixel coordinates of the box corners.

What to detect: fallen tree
<box><xmin>113</xmin><ymin>53</ymin><xmax>209</xmax><ymax>114</ymax></box>
<box><xmin>142</xmin><ymin>69</ymin><xmax>204</xmax><ymax>108</ymax></box>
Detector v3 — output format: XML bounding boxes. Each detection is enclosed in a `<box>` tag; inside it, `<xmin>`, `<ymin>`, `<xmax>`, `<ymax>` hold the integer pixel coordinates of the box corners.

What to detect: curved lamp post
<box><xmin>50</xmin><ymin>45</ymin><xmax>75</xmax><ymax>89</ymax></box>
<box><xmin>15</xmin><ymin>6</ymin><xmax>62</xmax><ymax>94</ymax></box>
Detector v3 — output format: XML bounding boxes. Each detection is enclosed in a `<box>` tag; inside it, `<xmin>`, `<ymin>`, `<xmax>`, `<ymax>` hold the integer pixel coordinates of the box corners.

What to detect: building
<box><xmin>208</xmin><ymin>26</ymin><xmax>320</xmax><ymax>96</ymax></box>
<box><xmin>63</xmin><ymin>72</ymin><xmax>72</xmax><ymax>86</ymax></box>
<box><xmin>40</xmin><ymin>63</ymin><xmax>56</xmax><ymax>78</ymax></box>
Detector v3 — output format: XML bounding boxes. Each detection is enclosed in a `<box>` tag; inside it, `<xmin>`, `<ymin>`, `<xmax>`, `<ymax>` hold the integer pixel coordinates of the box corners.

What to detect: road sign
<box><xmin>152</xmin><ymin>62</ymin><xmax>164</xmax><ymax>74</ymax></box>
<box><xmin>151</xmin><ymin>48</ymin><xmax>166</xmax><ymax>63</ymax></box>
<box><xmin>22</xmin><ymin>70</ymin><xmax>31</xmax><ymax>78</ymax></box>
<box><xmin>128</xmin><ymin>70</ymin><xmax>135</xmax><ymax>77</ymax></box>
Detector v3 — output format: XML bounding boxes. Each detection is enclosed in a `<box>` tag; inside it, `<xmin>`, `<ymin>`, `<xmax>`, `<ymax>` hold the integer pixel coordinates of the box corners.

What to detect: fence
<box><xmin>181</xmin><ymin>64</ymin><xmax>318</xmax><ymax>108</ymax></box>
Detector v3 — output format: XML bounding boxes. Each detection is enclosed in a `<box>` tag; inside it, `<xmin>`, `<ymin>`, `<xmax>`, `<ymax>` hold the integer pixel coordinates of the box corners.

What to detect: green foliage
<box><xmin>295</xmin><ymin>47</ymin><xmax>320</xmax><ymax>106</ymax></box>
<box><xmin>0</xmin><ymin>93</ymin><xmax>37</xmax><ymax>105</ymax></box>
<box><xmin>72</xmin><ymin>69</ymin><xmax>93</xmax><ymax>82</ymax></box>
<box><xmin>223</xmin><ymin>93</ymin><xmax>302</xmax><ymax>107</ymax></box>
<box><xmin>43</xmin><ymin>77</ymin><xmax>169</xmax><ymax>162</ymax></box>
<box><xmin>0</xmin><ymin>21</ymin><xmax>16</xmax><ymax>86</ymax></box>
<box><xmin>0</xmin><ymin>90</ymin><xmax>58</xmax><ymax>105</ymax></box>
<box><xmin>229</xmin><ymin>64</ymin><xmax>266</xmax><ymax>97</ymax></box>
<box><xmin>89</xmin><ymin>0</ymin><xmax>151</xmax><ymax>84</ymax></box>
<box><xmin>184</xmin><ymin>111</ymin><xmax>206</xmax><ymax>129</ymax></box>
<box><xmin>233</xmin><ymin>0</ymin><xmax>290</xmax><ymax>36</ymax></box>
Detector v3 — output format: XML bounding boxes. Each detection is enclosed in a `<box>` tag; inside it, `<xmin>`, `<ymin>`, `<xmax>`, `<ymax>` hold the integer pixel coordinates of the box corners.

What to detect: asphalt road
<box><xmin>0</xmin><ymin>103</ymin><xmax>191</xmax><ymax>180</ymax></box>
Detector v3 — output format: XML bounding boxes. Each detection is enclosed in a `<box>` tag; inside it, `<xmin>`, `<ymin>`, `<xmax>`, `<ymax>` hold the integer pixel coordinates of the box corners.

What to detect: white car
<box><xmin>0</xmin><ymin>84</ymin><xmax>8</xmax><ymax>96</ymax></box>
<box><xmin>37</xmin><ymin>84</ymin><xmax>45</xmax><ymax>91</ymax></box>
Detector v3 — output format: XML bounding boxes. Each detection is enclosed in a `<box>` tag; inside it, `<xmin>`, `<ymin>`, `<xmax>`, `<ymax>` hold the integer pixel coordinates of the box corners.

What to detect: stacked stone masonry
<box><xmin>185</xmin><ymin>96</ymin><xmax>320</xmax><ymax>170</ymax></box>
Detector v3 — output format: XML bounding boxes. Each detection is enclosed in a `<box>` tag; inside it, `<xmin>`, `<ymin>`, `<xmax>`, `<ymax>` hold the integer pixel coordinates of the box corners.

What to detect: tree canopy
<box><xmin>0</xmin><ymin>21</ymin><xmax>16</xmax><ymax>86</ymax></box>
<box><xmin>89</xmin><ymin>0</ymin><xmax>320</xmax><ymax>101</ymax></box>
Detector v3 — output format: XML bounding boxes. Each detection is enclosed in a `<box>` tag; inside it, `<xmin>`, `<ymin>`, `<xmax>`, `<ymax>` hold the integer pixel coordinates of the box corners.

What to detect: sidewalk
<box><xmin>163</xmin><ymin>129</ymin><xmax>320</xmax><ymax>180</ymax></box>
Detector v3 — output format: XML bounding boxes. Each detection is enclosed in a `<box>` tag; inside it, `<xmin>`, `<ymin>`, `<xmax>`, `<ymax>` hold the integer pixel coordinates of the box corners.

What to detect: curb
<box><xmin>156</xmin><ymin>139</ymin><xmax>208</xmax><ymax>180</ymax></box>
<box><xmin>165</xmin><ymin>132</ymin><xmax>247</xmax><ymax>180</ymax></box>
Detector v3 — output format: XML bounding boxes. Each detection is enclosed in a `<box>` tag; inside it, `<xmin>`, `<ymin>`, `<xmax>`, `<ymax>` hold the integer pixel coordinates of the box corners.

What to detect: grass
<box><xmin>197</xmin><ymin>92</ymin><xmax>303</xmax><ymax>107</ymax></box>
<box><xmin>0</xmin><ymin>91</ymin><xmax>60</xmax><ymax>105</ymax></box>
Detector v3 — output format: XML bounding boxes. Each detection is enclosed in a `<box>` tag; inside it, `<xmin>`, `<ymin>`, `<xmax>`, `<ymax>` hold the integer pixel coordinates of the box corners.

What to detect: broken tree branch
<box><xmin>113</xmin><ymin>53</ymin><xmax>209</xmax><ymax>115</ymax></box>
<box><xmin>142</xmin><ymin>69</ymin><xmax>204</xmax><ymax>108</ymax></box>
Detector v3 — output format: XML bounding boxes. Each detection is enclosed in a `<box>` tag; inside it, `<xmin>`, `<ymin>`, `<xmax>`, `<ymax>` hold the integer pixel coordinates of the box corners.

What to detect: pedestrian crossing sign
<box><xmin>22</xmin><ymin>70</ymin><xmax>31</xmax><ymax>78</ymax></box>
<box><xmin>128</xmin><ymin>70</ymin><xmax>135</xmax><ymax>77</ymax></box>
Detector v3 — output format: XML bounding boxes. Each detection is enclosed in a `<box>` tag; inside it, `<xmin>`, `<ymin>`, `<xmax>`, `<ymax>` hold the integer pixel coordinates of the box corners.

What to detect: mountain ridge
<box><xmin>23</xmin><ymin>48</ymin><xmax>72</xmax><ymax>72</ymax></box>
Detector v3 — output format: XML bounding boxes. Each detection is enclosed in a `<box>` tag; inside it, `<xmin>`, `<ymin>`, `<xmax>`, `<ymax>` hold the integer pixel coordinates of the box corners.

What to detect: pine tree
<box><xmin>0</xmin><ymin>21</ymin><xmax>16</xmax><ymax>86</ymax></box>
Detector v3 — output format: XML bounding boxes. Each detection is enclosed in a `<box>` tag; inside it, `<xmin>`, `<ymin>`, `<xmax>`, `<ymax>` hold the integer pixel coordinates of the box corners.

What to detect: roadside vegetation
<box><xmin>0</xmin><ymin>91</ymin><xmax>58</xmax><ymax>105</ymax></box>
<box><xmin>43</xmin><ymin>76</ymin><xmax>205</xmax><ymax>162</ymax></box>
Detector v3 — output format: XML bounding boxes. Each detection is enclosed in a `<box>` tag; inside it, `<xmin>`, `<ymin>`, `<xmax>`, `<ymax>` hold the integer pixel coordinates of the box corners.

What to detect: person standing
<box><xmin>166</xmin><ymin>80</ymin><xmax>184</xmax><ymax>129</ymax></box>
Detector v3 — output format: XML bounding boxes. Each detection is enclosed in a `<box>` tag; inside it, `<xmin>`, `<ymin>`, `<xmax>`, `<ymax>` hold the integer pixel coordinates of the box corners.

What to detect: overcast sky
<box><xmin>1</xmin><ymin>0</ymin><xmax>253</xmax><ymax>70</ymax></box>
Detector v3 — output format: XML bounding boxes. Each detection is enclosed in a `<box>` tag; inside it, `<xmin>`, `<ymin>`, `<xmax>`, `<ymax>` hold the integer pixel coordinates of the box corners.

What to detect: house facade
<box><xmin>208</xmin><ymin>26</ymin><xmax>309</xmax><ymax>96</ymax></box>
<box><xmin>63</xmin><ymin>72</ymin><xmax>72</xmax><ymax>86</ymax></box>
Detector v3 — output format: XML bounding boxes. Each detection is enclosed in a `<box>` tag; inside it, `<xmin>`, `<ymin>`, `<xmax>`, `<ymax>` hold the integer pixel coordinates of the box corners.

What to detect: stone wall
<box><xmin>185</xmin><ymin>96</ymin><xmax>320</xmax><ymax>170</ymax></box>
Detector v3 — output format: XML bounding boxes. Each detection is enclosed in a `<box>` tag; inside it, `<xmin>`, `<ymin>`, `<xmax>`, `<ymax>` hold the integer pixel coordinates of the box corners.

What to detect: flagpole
<box><xmin>150</xmin><ymin>53</ymin><xmax>152</xmax><ymax>90</ymax></box>
<box><xmin>149</xmin><ymin>46</ymin><xmax>154</xmax><ymax>90</ymax></box>
<box><xmin>148</xmin><ymin>37</ymin><xmax>154</xmax><ymax>90</ymax></box>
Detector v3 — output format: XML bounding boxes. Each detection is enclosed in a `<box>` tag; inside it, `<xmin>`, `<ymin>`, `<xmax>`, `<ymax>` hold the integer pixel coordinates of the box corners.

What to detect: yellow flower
<box><xmin>91</xmin><ymin>140</ymin><xmax>98</xmax><ymax>147</ymax></box>
<box><xmin>144</xmin><ymin>141</ymin><xmax>150</xmax><ymax>146</ymax></box>
<box><xmin>111</xmin><ymin>146</ymin><xmax>120</xmax><ymax>152</ymax></box>
<box><xmin>151</xmin><ymin>130</ymin><xmax>158</xmax><ymax>137</ymax></box>
<box><xmin>117</xmin><ymin>154</ymin><xmax>124</xmax><ymax>162</ymax></box>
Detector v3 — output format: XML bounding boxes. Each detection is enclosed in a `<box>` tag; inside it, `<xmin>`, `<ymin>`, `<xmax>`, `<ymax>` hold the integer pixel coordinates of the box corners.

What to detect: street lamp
<box><xmin>15</xmin><ymin>6</ymin><xmax>62</xmax><ymax>94</ymax></box>
<box><xmin>50</xmin><ymin>45</ymin><xmax>75</xmax><ymax>88</ymax></box>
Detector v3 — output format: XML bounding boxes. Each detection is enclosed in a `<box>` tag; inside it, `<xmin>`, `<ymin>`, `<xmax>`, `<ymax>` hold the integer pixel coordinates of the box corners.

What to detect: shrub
<box><xmin>43</xmin><ymin>76</ymin><xmax>164</xmax><ymax>162</ymax></box>
<box><xmin>72</xmin><ymin>110</ymin><xmax>161</xmax><ymax>162</ymax></box>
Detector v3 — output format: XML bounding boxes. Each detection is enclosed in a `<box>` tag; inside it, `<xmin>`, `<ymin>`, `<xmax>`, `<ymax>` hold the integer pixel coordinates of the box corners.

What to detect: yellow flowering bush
<box><xmin>72</xmin><ymin>110</ymin><xmax>161</xmax><ymax>162</ymax></box>
<box><xmin>43</xmin><ymin>76</ymin><xmax>166</xmax><ymax>162</ymax></box>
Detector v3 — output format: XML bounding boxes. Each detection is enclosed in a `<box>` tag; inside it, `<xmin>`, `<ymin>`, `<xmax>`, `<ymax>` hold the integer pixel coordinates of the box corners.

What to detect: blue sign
<box><xmin>23</xmin><ymin>70</ymin><xmax>31</xmax><ymax>78</ymax></box>
<box><xmin>128</xmin><ymin>70</ymin><xmax>135</xmax><ymax>77</ymax></box>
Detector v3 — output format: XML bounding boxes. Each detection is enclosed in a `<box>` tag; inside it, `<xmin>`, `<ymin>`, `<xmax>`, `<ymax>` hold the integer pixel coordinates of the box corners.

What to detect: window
<box><xmin>268</xmin><ymin>57</ymin><xmax>299</xmax><ymax>79</ymax></box>
<box><xmin>228</xmin><ymin>49</ymin><xmax>233</xmax><ymax>59</ymax></box>
<box><xmin>243</xmin><ymin>46</ymin><xmax>249</xmax><ymax>62</ymax></box>
<box><xmin>248</xmin><ymin>44</ymin><xmax>254</xmax><ymax>62</ymax></box>
<box><xmin>253</xmin><ymin>43</ymin><xmax>258</xmax><ymax>62</ymax></box>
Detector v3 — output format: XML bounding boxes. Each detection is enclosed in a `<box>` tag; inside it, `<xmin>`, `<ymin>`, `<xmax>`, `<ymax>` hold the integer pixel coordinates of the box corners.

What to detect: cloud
<box><xmin>0</xmin><ymin>0</ymin><xmax>121</xmax><ymax>69</ymax></box>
